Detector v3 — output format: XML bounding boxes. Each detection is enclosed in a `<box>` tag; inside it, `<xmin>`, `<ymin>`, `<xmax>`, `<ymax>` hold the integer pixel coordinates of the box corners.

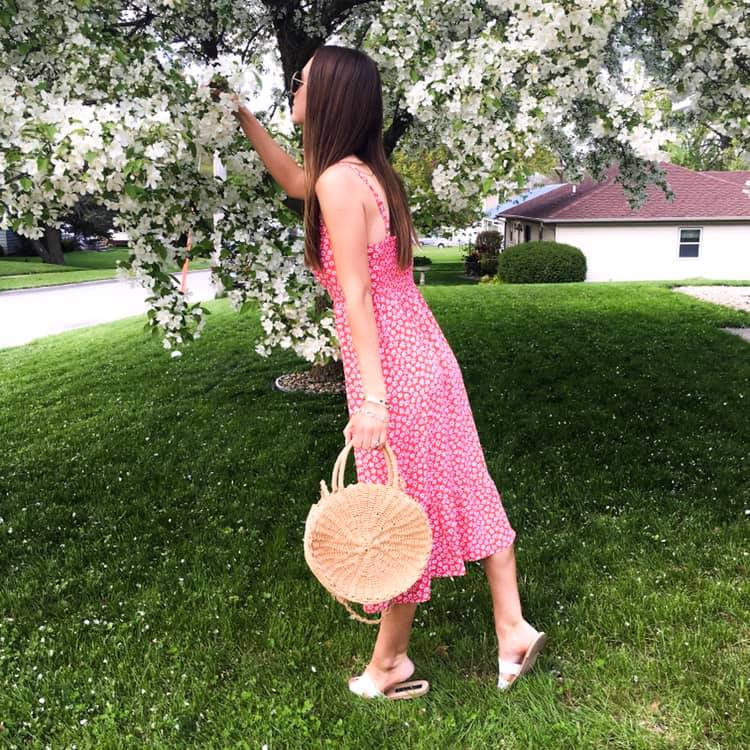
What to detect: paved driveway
<box><xmin>0</xmin><ymin>270</ymin><xmax>218</xmax><ymax>349</ymax></box>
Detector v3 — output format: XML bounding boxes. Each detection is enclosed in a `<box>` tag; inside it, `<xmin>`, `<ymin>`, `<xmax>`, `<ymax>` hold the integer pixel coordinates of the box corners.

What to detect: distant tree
<box><xmin>392</xmin><ymin>132</ymin><xmax>483</xmax><ymax>234</ymax></box>
<box><xmin>62</xmin><ymin>196</ymin><xmax>117</xmax><ymax>242</ymax></box>
<box><xmin>663</xmin><ymin>124</ymin><xmax>750</xmax><ymax>172</ymax></box>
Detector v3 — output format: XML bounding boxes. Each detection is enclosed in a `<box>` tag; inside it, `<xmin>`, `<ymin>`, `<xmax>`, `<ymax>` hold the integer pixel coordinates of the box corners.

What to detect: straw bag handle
<box><xmin>334</xmin><ymin>595</ymin><xmax>394</xmax><ymax>625</ymax></box>
<box><xmin>324</xmin><ymin>441</ymin><xmax>401</xmax><ymax>624</ymax></box>
<box><xmin>331</xmin><ymin>440</ymin><xmax>399</xmax><ymax>492</ymax></box>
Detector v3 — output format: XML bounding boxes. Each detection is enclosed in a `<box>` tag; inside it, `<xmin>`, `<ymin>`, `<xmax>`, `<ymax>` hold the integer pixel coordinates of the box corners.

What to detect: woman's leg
<box><xmin>360</xmin><ymin>602</ymin><xmax>418</xmax><ymax>691</ymax></box>
<box><xmin>481</xmin><ymin>542</ymin><xmax>542</xmax><ymax>683</ymax></box>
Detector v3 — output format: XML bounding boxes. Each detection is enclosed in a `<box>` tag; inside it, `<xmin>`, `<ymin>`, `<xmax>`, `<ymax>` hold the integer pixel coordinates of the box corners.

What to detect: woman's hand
<box><xmin>209</xmin><ymin>75</ymin><xmax>241</xmax><ymax>114</ymax></box>
<box><xmin>343</xmin><ymin>405</ymin><xmax>388</xmax><ymax>450</ymax></box>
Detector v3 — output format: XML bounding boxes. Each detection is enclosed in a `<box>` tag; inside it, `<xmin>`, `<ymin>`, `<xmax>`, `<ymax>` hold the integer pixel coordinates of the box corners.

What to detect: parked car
<box><xmin>419</xmin><ymin>235</ymin><xmax>451</xmax><ymax>248</ymax></box>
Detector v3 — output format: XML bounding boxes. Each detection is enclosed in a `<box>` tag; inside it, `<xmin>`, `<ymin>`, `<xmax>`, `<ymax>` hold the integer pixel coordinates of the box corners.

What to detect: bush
<box><xmin>479</xmin><ymin>253</ymin><xmax>498</xmax><ymax>276</ymax></box>
<box><xmin>412</xmin><ymin>255</ymin><xmax>432</xmax><ymax>267</ymax></box>
<box><xmin>497</xmin><ymin>240</ymin><xmax>586</xmax><ymax>283</ymax></box>
<box><xmin>463</xmin><ymin>230</ymin><xmax>503</xmax><ymax>278</ymax></box>
<box><xmin>463</xmin><ymin>230</ymin><xmax>504</xmax><ymax>277</ymax></box>
<box><xmin>463</xmin><ymin>249</ymin><xmax>481</xmax><ymax>276</ymax></box>
<box><xmin>474</xmin><ymin>230</ymin><xmax>503</xmax><ymax>254</ymax></box>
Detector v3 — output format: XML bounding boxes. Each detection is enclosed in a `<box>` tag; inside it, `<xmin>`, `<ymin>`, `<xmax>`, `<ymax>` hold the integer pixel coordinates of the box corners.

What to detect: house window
<box><xmin>678</xmin><ymin>227</ymin><xmax>701</xmax><ymax>258</ymax></box>
<box><xmin>524</xmin><ymin>225</ymin><xmax>531</xmax><ymax>243</ymax></box>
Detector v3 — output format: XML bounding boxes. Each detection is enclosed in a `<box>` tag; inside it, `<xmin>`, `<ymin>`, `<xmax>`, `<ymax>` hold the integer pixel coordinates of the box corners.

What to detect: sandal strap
<box><xmin>349</xmin><ymin>672</ymin><xmax>385</xmax><ymax>698</ymax></box>
<box><xmin>498</xmin><ymin>658</ymin><xmax>522</xmax><ymax>675</ymax></box>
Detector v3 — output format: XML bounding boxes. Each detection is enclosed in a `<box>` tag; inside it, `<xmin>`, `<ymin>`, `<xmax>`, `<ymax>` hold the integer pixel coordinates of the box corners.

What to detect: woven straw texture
<box><xmin>304</xmin><ymin>441</ymin><xmax>433</xmax><ymax>624</ymax></box>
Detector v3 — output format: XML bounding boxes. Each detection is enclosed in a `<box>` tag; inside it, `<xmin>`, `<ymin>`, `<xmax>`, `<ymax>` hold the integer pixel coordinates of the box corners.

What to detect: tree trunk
<box><xmin>31</xmin><ymin>227</ymin><xmax>65</xmax><ymax>265</ymax></box>
<box><xmin>265</xmin><ymin>0</ymin><xmax>413</xmax><ymax>157</ymax></box>
<box><xmin>308</xmin><ymin>358</ymin><xmax>344</xmax><ymax>382</ymax></box>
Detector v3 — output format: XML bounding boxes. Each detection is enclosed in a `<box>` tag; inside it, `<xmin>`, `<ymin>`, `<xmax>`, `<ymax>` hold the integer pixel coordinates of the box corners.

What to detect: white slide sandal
<box><xmin>348</xmin><ymin>672</ymin><xmax>430</xmax><ymax>700</ymax></box>
<box><xmin>497</xmin><ymin>631</ymin><xmax>547</xmax><ymax>690</ymax></box>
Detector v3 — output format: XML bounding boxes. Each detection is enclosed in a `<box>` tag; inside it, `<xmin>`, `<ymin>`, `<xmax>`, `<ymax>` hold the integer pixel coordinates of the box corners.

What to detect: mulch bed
<box><xmin>273</xmin><ymin>370</ymin><xmax>346</xmax><ymax>396</ymax></box>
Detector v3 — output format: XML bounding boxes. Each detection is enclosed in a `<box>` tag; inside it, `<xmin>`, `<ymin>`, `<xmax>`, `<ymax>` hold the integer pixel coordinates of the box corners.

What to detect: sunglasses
<box><xmin>290</xmin><ymin>70</ymin><xmax>305</xmax><ymax>94</ymax></box>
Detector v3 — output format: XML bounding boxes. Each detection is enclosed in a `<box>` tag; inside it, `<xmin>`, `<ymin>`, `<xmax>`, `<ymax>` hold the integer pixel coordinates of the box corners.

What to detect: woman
<box><xmin>228</xmin><ymin>44</ymin><xmax>546</xmax><ymax>699</ymax></box>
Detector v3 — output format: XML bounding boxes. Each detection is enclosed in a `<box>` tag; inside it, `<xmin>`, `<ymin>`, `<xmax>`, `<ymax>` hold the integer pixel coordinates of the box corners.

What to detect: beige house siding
<box><xmin>500</xmin><ymin>220</ymin><xmax>750</xmax><ymax>281</ymax></box>
<box><xmin>556</xmin><ymin>222</ymin><xmax>750</xmax><ymax>282</ymax></box>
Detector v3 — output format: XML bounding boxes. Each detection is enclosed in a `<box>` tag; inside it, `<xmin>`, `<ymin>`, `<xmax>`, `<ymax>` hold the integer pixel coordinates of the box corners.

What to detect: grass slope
<box><xmin>0</xmin><ymin>267</ymin><xmax>748</xmax><ymax>748</ymax></box>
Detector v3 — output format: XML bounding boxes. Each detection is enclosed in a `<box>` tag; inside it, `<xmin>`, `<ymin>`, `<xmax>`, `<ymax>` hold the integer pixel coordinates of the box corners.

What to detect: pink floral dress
<box><xmin>310</xmin><ymin>163</ymin><xmax>516</xmax><ymax>614</ymax></box>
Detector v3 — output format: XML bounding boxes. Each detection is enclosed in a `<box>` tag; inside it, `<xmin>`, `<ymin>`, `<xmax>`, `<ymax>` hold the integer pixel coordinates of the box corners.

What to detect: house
<box><xmin>482</xmin><ymin>182</ymin><xmax>566</xmax><ymax>234</ymax></box>
<box><xmin>496</xmin><ymin>162</ymin><xmax>750</xmax><ymax>282</ymax></box>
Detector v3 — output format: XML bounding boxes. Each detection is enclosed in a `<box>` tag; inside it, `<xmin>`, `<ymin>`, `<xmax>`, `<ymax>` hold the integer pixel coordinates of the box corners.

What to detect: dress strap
<box><xmin>340</xmin><ymin>162</ymin><xmax>391</xmax><ymax>235</ymax></box>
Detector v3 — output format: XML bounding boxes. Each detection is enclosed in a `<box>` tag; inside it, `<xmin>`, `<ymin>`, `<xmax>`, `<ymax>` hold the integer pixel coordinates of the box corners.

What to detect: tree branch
<box><xmin>383</xmin><ymin>98</ymin><xmax>414</xmax><ymax>157</ymax></box>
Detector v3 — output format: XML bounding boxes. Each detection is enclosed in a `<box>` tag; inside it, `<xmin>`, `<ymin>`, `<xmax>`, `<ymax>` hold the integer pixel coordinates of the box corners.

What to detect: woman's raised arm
<box><xmin>234</xmin><ymin>103</ymin><xmax>306</xmax><ymax>199</ymax></box>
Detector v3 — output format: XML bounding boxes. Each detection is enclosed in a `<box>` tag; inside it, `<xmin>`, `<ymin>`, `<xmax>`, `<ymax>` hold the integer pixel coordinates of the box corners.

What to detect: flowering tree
<box><xmin>2</xmin><ymin>0</ymin><xmax>749</xmax><ymax>362</ymax></box>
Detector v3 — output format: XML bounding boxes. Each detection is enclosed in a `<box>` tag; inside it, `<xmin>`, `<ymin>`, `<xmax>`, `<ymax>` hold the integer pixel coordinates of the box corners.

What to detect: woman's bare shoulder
<box><xmin>315</xmin><ymin>162</ymin><xmax>361</xmax><ymax>196</ymax></box>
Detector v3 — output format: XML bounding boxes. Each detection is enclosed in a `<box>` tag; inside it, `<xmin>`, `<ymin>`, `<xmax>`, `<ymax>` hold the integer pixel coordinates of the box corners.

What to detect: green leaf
<box><xmin>191</xmin><ymin>238</ymin><xmax>212</xmax><ymax>253</ymax></box>
<box><xmin>36</xmin><ymin>157</ymin><xmax>50</xmax><ymax>174</ymax></box>
<box><xmin>124</xmin><ymin>183</ymin><xmax>144</xmax><ymax>199</ymax></box>
<box><xmin>39</xmin><ymin>123</ymin><xmax>57</xmax><ymax>141</ymax></box>
<box><xmin>124</xmin><ymin>159</ymin><xmax>144</xmax><ymax>178</ymax></box>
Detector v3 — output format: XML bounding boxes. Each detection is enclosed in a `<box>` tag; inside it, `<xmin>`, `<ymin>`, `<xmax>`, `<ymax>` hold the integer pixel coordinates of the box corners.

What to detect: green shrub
<box><xmin>463</xmin><ymin>249</ymin><xmax>481</xmax><ymax>276</ymax></box>
<box><xmin>497</xmin><ymin>240</ymin><xmax>586</xmax><ymax>283</ymax></box>
<box><xmin>468</xmin><ymin>231</ymin><xmax>503</xmax><ymax>278</ymax></box>
<box><xmin>479</xmin><ymin>253</ymin><xmax>498</xmax><ymax>276</ymax></box>
<box><xmin>475</xmin><ymin>230</ymin><xmax>503</xmax><ymax>254</ymax></box>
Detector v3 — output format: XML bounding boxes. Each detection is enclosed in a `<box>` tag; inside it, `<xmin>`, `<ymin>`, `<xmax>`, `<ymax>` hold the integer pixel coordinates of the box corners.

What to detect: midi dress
<box><xmin>310</xmin><ymin>163</ymin><xmax>516</xmax><ymax>614</ymax></box>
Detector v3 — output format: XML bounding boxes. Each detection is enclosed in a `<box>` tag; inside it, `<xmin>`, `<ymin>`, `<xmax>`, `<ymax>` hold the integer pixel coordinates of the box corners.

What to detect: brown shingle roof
<box><xmin>497</xmin><ymin>161</ymin><xmax>750</xmax><ymax>222</ymax></box>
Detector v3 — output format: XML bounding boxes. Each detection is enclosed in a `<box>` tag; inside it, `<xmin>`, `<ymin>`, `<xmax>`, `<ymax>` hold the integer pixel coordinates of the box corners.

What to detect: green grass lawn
<box><xmin>3</xmin><ymin>244</ymin><xmax>746</xmax><ymax>293</ymax></box>
<box><xmin>1</xmin><ymin>263</ymin><xmax>749</xmax><ymax>747</ymax></box>
<box><xmin>0</xmin><ymin>250</ymin><xmax>212</xmax><ymax>291</ymax></box>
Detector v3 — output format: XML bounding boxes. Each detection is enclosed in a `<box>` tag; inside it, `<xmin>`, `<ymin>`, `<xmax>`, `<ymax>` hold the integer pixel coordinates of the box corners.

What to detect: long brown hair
<box><xmin>301</xmin><ymin>45</ymin><xmax>418</xmax><ymax>273</ymax></box>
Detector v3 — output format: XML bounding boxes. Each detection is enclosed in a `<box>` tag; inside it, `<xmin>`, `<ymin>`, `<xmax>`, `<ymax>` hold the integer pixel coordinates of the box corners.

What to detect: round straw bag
<box><xmin>304</xmin><ymin>440</ymin><xmax>432</xmax><ymax>625</ymax></box>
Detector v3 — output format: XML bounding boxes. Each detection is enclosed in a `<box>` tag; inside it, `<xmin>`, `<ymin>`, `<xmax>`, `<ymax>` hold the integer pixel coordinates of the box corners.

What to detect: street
<box><xmin>0</xmin><ymin>270</ymin><xmax>217</xmax><ymax>349</ymax></box>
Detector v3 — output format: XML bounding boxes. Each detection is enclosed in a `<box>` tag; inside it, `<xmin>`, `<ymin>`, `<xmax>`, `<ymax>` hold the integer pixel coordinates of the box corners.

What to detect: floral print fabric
<box><xmin>310</xmin><ymin>164</ymin><xmax>516</xmax><ymax>613</ymax></box>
